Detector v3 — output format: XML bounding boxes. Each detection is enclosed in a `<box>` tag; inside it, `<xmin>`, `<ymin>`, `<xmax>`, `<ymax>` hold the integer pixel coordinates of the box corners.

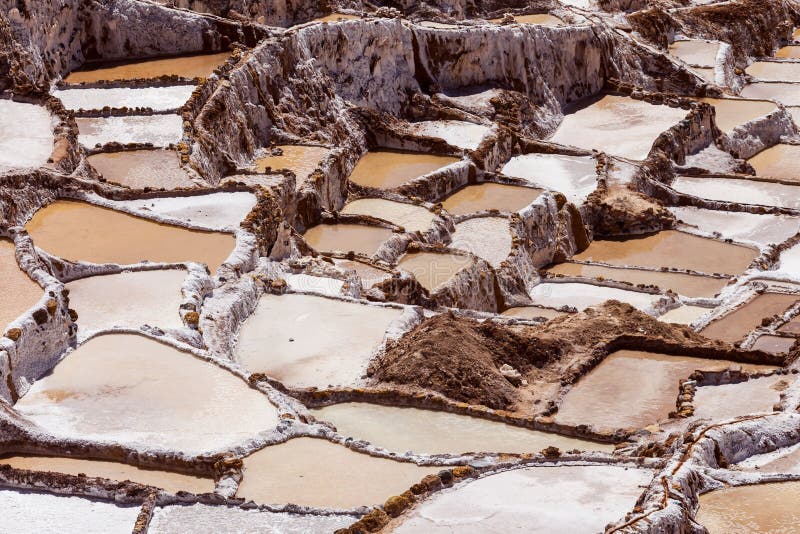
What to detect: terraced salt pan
<box><xmin>237</xmin><ymin>438</ymin><xmax>438</xmax><ymax>508</ymax></box>
<box><xmin>673</xmin><ymin>176</ymin><xmax>800</xmax><ymax>209</ymax></box>
<box><xmin>529</xmin><ymin>282</ymin><xmax>661</xmax><ymax>312</ymax></box>
<box><xmin>500</xmin><ymin>152</ymin><xmax>597</xmax><ymax>204</ymax></box>
<box><xmin>549</xmin><ymin>94</ymin><xmax>688</xmax><ymax>160</ymax></box>
<box><xmin>118</xmin><ymin>192</ymin><xmax>256</xmax><ymax>230</ymax></box>
<box><xmin>699</xmin><ymin>97</ymin><xmax>777</xmax><ymax>134</ymax></box>
<box><xmin>310</xmin><ymin>13</ymin><xmax>362</xmax><ymax>24</ymax></box>
<box><xmin>417</xmin><ymin>21</ymin><xmax>461</xmax><ymax>29</ymax></box>
<box><xmin>693</xmin><ymin>375</ymin><xmax>790</xmax><ymax>420</ymax></box>
<box><xmin>748</xmin><ymin>144</ymin><xmax>800</xmax><ymax>181</ymax></box>
<box><xmin>779</xmin><ymin>242</ymin><xmax>800</xmax><ymax>273</ymax></box>
<box><xmin>348</xmin><ymin>151</ymin><xmax>460</xmax><ymax>189</ymax></box>
<box><xmin>65</xmin><ymin>270</ymin><xmax>185</xmax><ymax>332</ymax></box>
<box><xmin>669</xmin><ymin>40</ymin><xmax>720</xmax><ymax>67</ymax></box>
<box><xmin>441</xmin><ymin>183</ymin><xmax>542</xmax><ymax>215</ymax></box>
<box><xmin>254</xmin><ymin>145</ymin><xmax>331</xmax><ymax>183</ymax></box>
<box><xmin>0</xmin><ymin>239</ymin><xmax>42</xmax><ymax>330</ymax></box>
<box><xmin>701</xmin><ymin>293</ymin><xmax>799</xmax><ymax>343</ymax></box>
<box><xmin>389</xmin><ymin>465</ymin><xmax>652</xmax><ymax>533</ymax></box>
<box><xmin>697</xmin><ymin>482</ymin><xmax>800</xmax><ymax>533</ymax></box>
<box><xmin>303</xmin><ymin>223</ymin><xmax>393</xmax><ymax>256</ymax></box>
<box><xmin>741</xmin><ymin>82</ymin><xmax>800</xmax><ymax>107</ymax></box>
<box><xmin>746</xmin><ymin>61</ymin><xmax>800</xmax><ymax>82</ymax></box>
<box><xmin>14</xmin><ymin>334</ymin><xmax>279</xmax><ymax>454</ymax></box>
<box><xmin>333</xmin><ymin>259</ymin><xmax>392</xmax><ymax>288</ymax></box>
<box><xmin>64</xmin><ymin>52</ymin><xmax>230</xmax><ymax>83</ymax></box>
<box><xmin>406</xmin><ymin>120</ymin><xmax>491</xmax><ymax>150</ymax></box>
<box><xmin>54</xmin><ymin>86</ymin><xmax>194</xmax><ymax>111</ymax></box>
<box><xmin>692</xmin><ymin>67</ymin><xmax>716</xmax><ymax>84</ymax></box>
<box><xmin>0</xmin><ymin>99</ymin><xmax>54</xmax><ymax>173</ymax></box>
<box><xmin>501</xmin><ymin>306</ymin><xmax>567</xmax><ymax>320</ymax></box>
<box><xmin>555</xmin><ymin>350</ymin><xmax>775</xmax><ymax>431</ymax></box>
<box><xmin>235</xmin><ymin>294</ymin><xmax>403</xmax><ymax>389</ymax></box>
<box><xmin>751</xmin><ymin>334</ymin><xmax>796</xmax><ymax>354</ymax></box>
<box><xmin>737</xmin><ymin>441</ymin><xmax>800</xmax><ymax>474</ymax></box>
<box><xmin>776</xmin><ymin>45</ymin><xmax>800</xmax><ymax>58</ymax></box>
<box><xmin>26</xmin><ymin>200</ymin><xmax>235</xmax><ymax>272</ymax></box>
<box><xmin>76</xmin><ymin>114</ymin><xmax>183</xmax><ymax>147</ymax></box>
<box><xmin>658</xmin><ymin>305</ymin><xmax>710</xmax><ymax>325</ymax></box>
<box><xmin>397</xmin><ymin>252</ymin><xmax>473</xmax><ymax>292</ymax></box>
<box><xmin>0</xmin><ymin>454</ymin><xmax>215</xmax><ymax>494</ymax></box>
<box><xmin>490</xmin><ymin>14</ymin><xmax>564</xmax><ymax>25</ymax></box>
<box><xmin>340</xmin><ymin>199</ymin><xmax>435</xmax><ymax>233</ymax></box>
<box><xmin>149</xmin><ymin>504</ymin><xmax>353</xmax><ymax>533</ymax></box>
<box><xmin>311</xmin><ymin>403</ymin><xmax>615</xmax><ymax>454</ymax></box>
<box><xmin>570</xmin><ymin>230</ymin><xmax>757</xmax><ymax>276</ymax></box>
<box><xmin>0</xmin><ymin>489</ymin><xmax>139</xmax><ymax>533</ymax></box>
<box><xmin>87</xmin><ymin>150</ymin><xmax>195</xmax><ymax>189</ymax></box>
<box><xmin>547</xmin><ymin>262</ymin><xmax>727</xmax><ymax>298</ymax></box>
<box><xmin>671</xmin><ymin>206</ymin><xmax>800</xmax><ymax>247</ymax></box>
<box><xmin>450</xmin><ymin>217</ymin><xmax>511</xmax><ymax>268</ymax></box>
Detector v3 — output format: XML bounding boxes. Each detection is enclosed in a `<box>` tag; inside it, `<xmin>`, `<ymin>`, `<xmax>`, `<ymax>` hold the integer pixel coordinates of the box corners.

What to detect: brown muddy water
<box><xmin>0</xmin><ymin>454</ymin><xmax>215</xmax><ymax>494</ymax></box>
<box><xmin>253</xmin><ymin>145</ymin><xmax>331</xmax><ymax>184</ymax></box>
<box><xmin>751</xmin><ymin>335</ymin><xmax>796</xmax><ymax>354</ymax></box>
<box><xmin>310</xmin><ymin>13</ymin><xmax>362</xmax><ymax>24</ymax></box>
<box><xmin>235</xmin><ymin>294</ymin><xmax>403</xmax><ymax>389</ymax></box>
<box><xmin>740</xmin><ymin>82</ymin><xmax>800</xmax><ymax>107</ymax></box>
<box><xmin>501</xmin><ymin>306</ymin><xmax>568</xmax><ymax>320</ymax></box>
<box><xmin>311</xmin><ymin>403</ymin><xmax>614</xmax><ymax>454</ymax></box>
<box><xmin>746</xmin><ymin>61</ymin><xmax>800</xmax><ymax>82</ymax></box>
<box><xmin>0</xmin><ymin>239</ymin><xmax>42</xmax><ymax>330</ymax></box>
<box><xmin>701</xmin><ymin>293</ymin><xmax>799</xmax><ymax>343</ymax></box>
<box><xmin>347</xmin><ymin>151</ymin><xmax>459</xmax><ymax>189</ymax></box>
<box><xmin>440</xmin><ymin>182</ymin><xmax>542</xmax><ymax>216</ymax></box>
<box><xmin>64</xmin><ymin>52</ymin><xmax>230</xmax><ymax>83</ymax></box>
<box><xmin>697</xmin><ymin>482</ymin><xmax>800</xmax><ymax>533</ymax></box>
<box><xmin>748</xmin><ymin>144</ymin><xmax>800</xmax><ymax>181</ymax></box>
<box><xmin>555</xmin><ymin>350</ymin><xmax>775</xmax><ymax>431</ymax></box>
<box><xmin>340</xmin><ymin>198</ymin><xmax>435</xmax><ymax>233</ymax></box>
<box><xmin>25</xmin><ymin>200</ymin><xmax>235</xmax><ymax>272</ymax></box>
<box><xmin>668</xmin><ymin>40</ymin><xmax>719</xmax><ymax>67</ymax></box>
<box><xmin>776</xmin><ymin>45</ymin><xmax>800</xmax><ymax>58</ymax></box>
<box><xmin>547</xmin><ymin>262</ymin><xmax>727</xmax><ymax>298</ymax></box>
<box><xmin>87</xmin><ymin>150</ymin><xmax>195</xmax><ymax>189</ymax></box>
<box><xmin>396</xmin><ymin>252</ymin><xmax>473</xmax><ymax>292</ymax></box>
<box><xmin>236</xmin><ymin>437</ymin><xmax>439</xmax><ymax>508</ymax></box>
<box><xmin>699</xmin><ymin>98</ymin><xmax>778</xmax><ymax>134</ymax></box>
<box><xmin>570</xmin><ymin>230</ymin><xmax>757</xmax><ymax>276</ymax></box>
<box><xmin>302</xmin><ymin>223</ymin><xmax>393</xmax><ymax>256</ymax></box>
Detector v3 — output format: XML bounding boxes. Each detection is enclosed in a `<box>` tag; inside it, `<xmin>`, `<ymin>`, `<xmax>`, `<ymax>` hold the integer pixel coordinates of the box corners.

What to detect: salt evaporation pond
<box><xmin>389</xmin><ymin>465</ymin><xmax>652</xmax><ymax>533</ymax></box>
<box><xmin>348</xmin><ymin>151</ymin><xmax>460</xmax><ymax>189</ymax></box>
<box><xmin>310</xmin><ymin>13</ymin><xmax>362</xmax><ymax>24</ymax></box>
<box><xmin>0</xmin><ymin>99</ymin><xmax>53</xmax><ymax>172</ymax></box>
<box><xmin>746</xmin><ymin>61</ymin><xmax>800</xmax><ymax>82</ymax></box>
<box><xmin>0</xmin><ymin>454</ymin><xmax>215</xmax><ymax>494</ymax></box>
<box><xmin>0</xmin><ymin>239</ymin><xmax>42</xmax><ymax>329</ymax></box>
<box><xmin>692</xmin><ymin>375</ymin><xmax>790</xmax><ymax>421</ymax></box>
<box><xmin>118</xmin><ymin>191</ymin><xmax>256</xmax><ymax>230</ymax></box>
<box><xmin>76</xmin><ymin>114</ymin><xmax>183</xmax><ymax>147</ymax></box>
<box><xmin>699</xmin><ymin>97</ymin><xmax>777</xmax><ymax>134</ymax></box>
<box><xmin>669</xmin><ymin>40</ymin><xmax>719</xmax><ymax>67</ymax></box>
<box><xmin>671</xmin><ymin>206</ymin><xmax>800</xmax><ymax>247</ymax></box>
<box><xmin>406</xmin><ymin>120</ymin><xmax>491</xmax><ymax>150</ymax></box>
<box><xmin>312</xmin><ymin>403</ymin><xmax>615</xmax><ymax>454</ymax></box>
<box><xmin>14</xmin><ymin>334</ymin><xmax>279</xmax><ymax>454</ymax></box>
<box><xmin>500</xmin><ymin>152</ymin><xmax>597</xmax><ymax>203</ymax></box>
<box><xmin>741</xmin><ymin>82</ymin><xmax>800</xmax><ymax>106</ymax></box>
<box><xmin>673</xmin><ymin>175</ymin><xmax>800</xmax><ymax>209</ymax></box>
<box><xmin>530</xmin><ymin>282</ymin><xmax>661</xmax><ymax>312</ymax></box>
<box><xmin>737</xmin><ymin>441</ymin><xmax>800</xmax><ymax>474</ymax></box>
<box><xmin>150</xmin><ymin>504</ymin><xmax>353</xmax><ymax>533</ymax></box>
<box><xmin>65</xmin><ymin>269</ymin><xmax>185</xmax><ymax>332</ymax></box>
<box><xmin>397</xmin><ymin>252</ymin><xmax>473</xmax><ymax>292</ymax></box>
<box><xmin>0</xmin><ymin>489</ymin><xmax>139</xmax><ymax>534</ymax></box>
<box><xmin>303</xmin><ymin>223</ymin><xmax>393</xmax><ymax>256</ymax></box>
<box><xmin>571</xmin><ymin>230</ymin><xmax>756</xmax><ymax>276</ymax></box>
<box><xmin>235</xmin><ymin>294</ymin><xmax>403</xmax><ymax>389</ymax></box>
<box><xmin>751</xmin><ymin>334</ymin><xmax>796</xmax><ymax>354</ymax></box>
<box><xmin>450</xmin><ymin>217</ymin><xmax>511</xmax><ymax>268</ymax></box>
<box><xmin>64</xmin><ymin>52</ymin><xmax>230</xmax><ymax>83</ymax></box>
<box><xmin>697</xmin><ymin>482</ymin><xmax>800</xmax><ymax>533</ymax></box>
<box><xmin>334</xmin><ymin>258</ymin><xmax>393</xmax><ymax>288</ymax></box>
<box><xmin>254</xmin><ymin>145</ymin><xmax>331</xmax><ymax>183</ymax></box>
<box><xmin>87</xmin><ymin>149</ymin><xmax>195</xmax><ymax>189</ymax></box>
<box><xmin>701</xmin><ymin>293</ymin><xmax>799</xmax><ymax>343</ymax></box>
<box><xmin>54</xmin><ymin>85</ymin><xmax>194</xmax><ymax>111</ymax></box>
<box><xmin>237</xmin><ymin>438</ymin><xmax>439</xmax><ymax>508</ymax></box>
<box><xmin>490</xmin><ymin>14</ymin><xmax>564</xmax><ymax>25</ymax></box>
<box><xmin>501</xmin><ymin>306</ymin><xmax>567</xmax><ymax>320</ymax></box>
<box><xmin>441</xmin><ymin>182</ymin><xmax>542</xmax><ymax>215</ymax></box>
<box><xmin>748</xmin><ymin>144</ymin><xmax>800</xmax><ymax>181</ymax></box>
<box><xmin>26</xmin><ymin>200</ymin><xmax>235</xmax><ymax>272</ymax></box>
<box><xmin>658</xmin><ymin>305</ymin><xmax>709</xmax><ymax>325</ymax></box>
<box><xmin>555</xmin><ymin>350</ymin><xmax>775</xmax><ymax>431</ymax></box>
<box><xmin>340</xmin><ymin>198</ymin><xmax>435</xmax><ymax>233</ymax></box>
<box><xmin>549</xmin><ymin>94</ymin><xmax>688</xmax><ymax>160</ymax></box>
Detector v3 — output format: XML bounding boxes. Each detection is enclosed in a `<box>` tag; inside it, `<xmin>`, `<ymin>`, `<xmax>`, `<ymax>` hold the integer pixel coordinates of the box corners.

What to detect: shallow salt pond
<box><xmin>669</xmin><ymin>40</ymin><xmax>719</xmax><ymax>67</ymax></box>
<box><xmin>441</xmin><ymin>182</ymin><xmax>542</xmax><ymax>215</ymax></box>
<box><xmin>397</xmin><ymin>252</ymin><xmax>473</xmax><ymax>292</ymax></box>
<box><xmin>548</xmin><ymin>262</ymin><xmax>727</xmax><ymax>298</ymax></box>
<box><xmin>150</xmin><ymin>504</ymin><xmax>353</xmax><ymax>533</ymax></box>
<box><xmin>776</xmin><ymin>45</ymin><xmax>800</xmax><ymax>58</ymax></box>
<box><xmin>737</xmin><ymin>441</ymin><xmax>800</xmax><ymax>474</ymax></box>
<box><xmin>253</xmin><ymin>145</ymin><xmax>331</xmax><ymax>184</ymax></box>
<box><xmin>0</xmin><ymin>99</ymin><xmax>54</xmax><ymax>172</ymax></box>
<box><xmin>87</xmin><ymin>149</ymin><xmax>195</xmax><ymax>189</ymax></box>
<box><xmin>751</xmin><ymin>334</ymin><xmax>796</xmax><ymax>354</ymax></box>
<box><xmin>671</xmin><ymin>206</ymin><xmax>800</xmax><ymax>247</ymax></box>
<box><xmin>746</xmin><ymin>61</ymin><xmax>800</xmax><ymax>82</ymax></box>
<box><xmin>65</xmin><ymin>270</ymin><xmax>185</xmax><ymax>332</ymax></box>
<box><xmin>555</xmin><ymin>350</ymin><xmax>775</xmax><ymax>431</ymax></box>
<box><xmin>748</xmin><ymin>144</ymin><xmax>800</xmax><ymax>181</ymax></box>
<box><xmin>500</xmin><ymin>152</ymin><xmax>597</xmax><ymax>204</ymax></box>
<box><xmin>235</xmin><ymin>294</ymin><xmax>403</xmax><ymax>389</ymax></box>
<box><xmin>348</xmin><ymin>151</ymin><xmax>460</xmax><ymax>189</ymax></box>
<box><xmin>701</xmin><ymin>293</ymin><xmax>799</xmax><ymax>343</ymax></box>
<box><xmin>340</xmin><ymin>198</ymin><xmax>435</xmax><ymax>233</ymax></box>
<box><xmin>549</xmin><ymin>94</ymin><xmax>688</xmax><ymax>160</ymax></box>
<box><xmin>450</xmin><ymin>217</ymin><xmax>512</xmax><ymax>268</ymax></box>
<box><xmin>76</xmin><ymin>114</ymin><xmax>183</xmax><ymax>147</ymax></box>
<box><xmin>501</xmin><ymin>306</ymin><xmax>567</xmax><ymax>320</ymax></box>
<box><xmin>570</xmin><ymin>230</ymin><xmax>756</xmax><ymax>276</ymax></box>
<box><xmin>658</xmin><ymin>305</ymin><xmax>710</xmax><ymax>325</ymax></box>
<box><xmin>693</xmin><ymin>375</ymin><xmax>790</xmax><ymax>420</ymax></box>
<box><xmin>303</xmin><ymin>223</ymin><xmax>393</xmax><ymax>256</ymax></box>
<box><xmin>0</xmin><ymin>454</ymin><xmax>215</xmax><ymax>494</ymax></box>
<box><xmin>699</xmin><ymin>97</ymin><xmax>777</xmax><ymax>134</ymax></box>
<box><xmin>14</xmin><ymin>334</ymin><xmax>279</xmax><ymax>454</ymax></box>
<box><xmin>237</xmin><ymin>438</ymin><xmax>439</xmax><ymax>508</ymax></box>
<box><xmin>310</xmin><ymin>13</ymin><xmax>362</xmax><ymax>24</ymax></box>
<box><xmin>26</xmin><ymin>200</ymin><xmax>235</xmax><ymax>272</ymax></box>
<box><xmin>312</xmin><ymin>403</ymin><xmax>615</xmax><ymax>454</ymax></box>
<box><xmin>697</xmin><ymin>482</ymin><xmax>800</xmax><ymax>533</ymax></box>
<box><xmin>741</xmin><ymin>82</ymin><xmax>800</xmax><ymax>107</ymax></box>
<box><xmin>406</xmin><ymin>120</ymin><xmax>491</xmax><ymax>150</ymax></box>
<box><xmin>530</xmin><ymin>282</ymin><xmax>661</xmax><ymax>312</ymax></box>
<box><xmin>673</xmin><ymin>175</ymin><xmax>800</xmax><ymax>209</ymax></box>
<box><xmin>334</xmin><ymin>258</ymin><xmax>393</xmax><ymax>288</ymax></box>
<box><xmin>64</xmin><ymin>52</ymin><xmax>230</xmax><ymax>83</ymax></box>
<box><xmin>54</xmin><ymin>86</ymin><xmax>194</xmax><ymax>112</ymax></box>
<box><xmin>118</xmin><ymin>191</ymin><xmax>256</xmax><ymax>230</ymax></box>
<box><xmin>389</xmin><ymin>465</ymin><xmax>651</xmax><ymax>533</ymax></box>
<box><xmin>0</xmin><ymin>239</ymin><xmax>42</xmax><ymax>330</ymax></box>
<box><xmin>492</xmin><ymin>14</ymin><xmax>565</xmax><ymax>25</ymax></box>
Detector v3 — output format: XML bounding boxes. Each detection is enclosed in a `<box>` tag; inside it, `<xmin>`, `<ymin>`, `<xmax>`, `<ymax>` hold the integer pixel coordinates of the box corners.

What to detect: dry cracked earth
<box><xmin>2</xmin><ymin>0</ymin><xmax>800</xmax><ymax>532</ymax></box>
